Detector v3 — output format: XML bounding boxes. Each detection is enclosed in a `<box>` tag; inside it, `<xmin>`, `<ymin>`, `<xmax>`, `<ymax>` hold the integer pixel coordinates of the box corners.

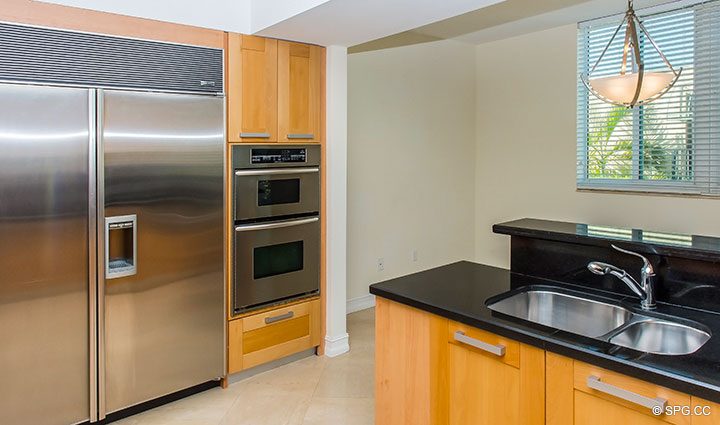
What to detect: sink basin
<box><xmin>487</xmin><ymin>287</ymin><xmax>711</xmax><ymax>355</ymax></box>
<box><xmin>610</xmin><ymin>320</ymin><xmax>711</xmax><ymax>355</ymax></box>
<box><xmin>487</xmin><ymin>289</ymin><xmax>633</xmax><ymax>338</ymax></box>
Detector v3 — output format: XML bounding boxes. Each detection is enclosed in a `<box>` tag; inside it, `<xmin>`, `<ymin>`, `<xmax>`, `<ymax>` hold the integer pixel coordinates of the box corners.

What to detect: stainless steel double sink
<box><xmin>487</xmin><ymin>288</ymin><xmax>711</xmax><ymax>355</ymax></box>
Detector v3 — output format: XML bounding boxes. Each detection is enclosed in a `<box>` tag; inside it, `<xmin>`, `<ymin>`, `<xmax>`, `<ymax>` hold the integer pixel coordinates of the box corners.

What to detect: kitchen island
<box><xmin>371</xmin><ymin>261</ymin><xmax>720</xmax><ymax>425</ymax></box>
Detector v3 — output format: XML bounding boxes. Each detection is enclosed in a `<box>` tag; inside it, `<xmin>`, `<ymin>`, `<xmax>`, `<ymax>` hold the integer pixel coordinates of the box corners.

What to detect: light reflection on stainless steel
<box><xmin>0</xmin><ymin>83</ymin><xmax>91</xmax><ymax>425</ymax></box>
<box><xmin>101</xmin><ymin>90</ymin><xmax>224</xmax><ymax>414</ymax></box>
<box><xmin>488</xmin><ymin>288</ymin><xmax>711</xmax><ymax>355</ymax></box>
<box><xmin>610</xmin><ymin>320</ymin><xmax>710</xmax><ymax>355</ymax></box>
<box><xmin>488</xmin><ymin>290</ymin><xmax>633</xmax><ymax>337</ymax></box>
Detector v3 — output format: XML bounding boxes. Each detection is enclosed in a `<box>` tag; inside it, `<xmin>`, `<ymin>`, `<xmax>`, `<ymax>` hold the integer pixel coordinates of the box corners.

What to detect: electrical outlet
<box><xmin>377</xmin><ymin>257</ymin><xmax>385</xmax><ymax>271</ymax></box>
<box><xmin>411</xmin><ymin>249</ymin><xmax>418</xmax><ymax>262</ymax></box>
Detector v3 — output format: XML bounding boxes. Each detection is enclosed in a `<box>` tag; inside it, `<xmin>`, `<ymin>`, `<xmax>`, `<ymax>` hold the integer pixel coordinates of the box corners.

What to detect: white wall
<box><xmin>347</xmin><ymin>40</ymin><xmax>477</xmax><ymax>303</ymax></box>
<box><xmin>474</xmin><ymin>24</ymin><xmax>720</xmax><ymax>268</ymax></box>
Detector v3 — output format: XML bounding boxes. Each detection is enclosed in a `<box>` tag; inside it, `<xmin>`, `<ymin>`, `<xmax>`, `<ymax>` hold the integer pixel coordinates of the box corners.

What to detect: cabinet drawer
<box><xmin>228</xmin><ymin>298</ymin><xmax>320</xmax><ymax>373</ymax></box>
<box><xmin>447</xmin><ymin>321</ymin><xmax>520</xmax><ymax>368</ymax></box>
<box><xmin>573</xmin><ymin>361</ymin><xmax>692</xmax><ymax>425</ymax></box>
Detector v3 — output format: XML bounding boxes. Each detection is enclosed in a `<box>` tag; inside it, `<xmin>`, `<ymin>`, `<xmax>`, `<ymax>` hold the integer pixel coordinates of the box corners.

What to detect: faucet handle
<box><xmin>611</xmin><ymin>244</ymin><xmax>655</xmax><ymax>276</ymax></box>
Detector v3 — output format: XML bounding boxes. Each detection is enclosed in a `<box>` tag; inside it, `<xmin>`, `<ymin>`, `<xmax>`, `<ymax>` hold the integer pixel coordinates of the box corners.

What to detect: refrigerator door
<box><xmin>100</xmin><ymin>90</ymin><xmax>224</xmax><ymax>414</ymax></box>
<box><xmin>0</xmin><ymin>83</ymin><xmax>91</xmax><ymax>424</ymax></box>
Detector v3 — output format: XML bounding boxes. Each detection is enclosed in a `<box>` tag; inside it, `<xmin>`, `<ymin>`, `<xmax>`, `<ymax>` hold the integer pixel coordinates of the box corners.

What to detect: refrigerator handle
<box><xmin>96</xmin><ymin>89</ymin><xmax>106</xmax><ymax>421</ymax></box>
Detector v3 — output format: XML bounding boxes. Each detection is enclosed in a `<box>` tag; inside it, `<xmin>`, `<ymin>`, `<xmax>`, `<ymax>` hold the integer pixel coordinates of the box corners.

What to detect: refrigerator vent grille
<box><xmin>0</xmin><ymin>22</ymin><xmax>223</xmax><ymax>94</ymax></box>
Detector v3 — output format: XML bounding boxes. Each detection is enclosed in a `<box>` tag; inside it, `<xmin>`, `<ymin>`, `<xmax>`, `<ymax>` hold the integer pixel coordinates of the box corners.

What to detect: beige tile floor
<box><xmin>114</xmin><ymin>308</ymin><xmax>375</xmax><ymax>425</ymax></box>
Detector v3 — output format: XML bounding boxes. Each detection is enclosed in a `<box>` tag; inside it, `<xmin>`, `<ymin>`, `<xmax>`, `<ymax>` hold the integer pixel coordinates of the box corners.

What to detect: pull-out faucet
<box><xmin>587</xmin><ymin>244</ymin><xmax>656</xmax><ymax>310</ymax></box>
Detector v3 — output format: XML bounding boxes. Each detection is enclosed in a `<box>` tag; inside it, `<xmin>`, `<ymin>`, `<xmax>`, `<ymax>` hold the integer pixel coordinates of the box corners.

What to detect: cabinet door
<box><xmin>375</xmin><ymin>298</ymin><xmax>447</xmax><ymax>425</ymax></box>
<box><xmin>227</xmin><ymin>34</ymin><xmax>277</xmax><ymax>143</ymax></box>
<box><xmin>278</xmin><ymin>41</ymin><xmax>323</xmax><ymax>143</ymax></box>
<box><xmin>447</xmin><ymin>322</ymin><xmax>545</xmax><ymax>425</ymax></box>
<box><xmin>547</xmin><ymin>354</ymin><xmax>696</xmax><ymax>425</ymax></box>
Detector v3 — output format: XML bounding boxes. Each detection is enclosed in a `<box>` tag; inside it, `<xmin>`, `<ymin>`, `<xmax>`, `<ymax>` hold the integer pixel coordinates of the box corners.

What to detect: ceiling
<box><xmin>349</xmin><ymin>0</ymin><xmax>672</xmax><ymax>53</ymax></box>
<box><xmin>38</xmin><ymin>0</ymin><xmax>508</xmax><ymax>46</ymax></box>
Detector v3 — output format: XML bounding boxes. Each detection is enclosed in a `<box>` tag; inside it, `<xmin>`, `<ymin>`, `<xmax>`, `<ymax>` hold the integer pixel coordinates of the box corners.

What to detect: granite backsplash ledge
<box><xmin>494</xmin><ymin>218</ymin><xmax>720</xmax><ymax>314</ymax></box>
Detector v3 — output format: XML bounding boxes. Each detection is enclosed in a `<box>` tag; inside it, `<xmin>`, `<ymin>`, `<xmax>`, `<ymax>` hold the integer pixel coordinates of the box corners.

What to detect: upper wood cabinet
<box><xmin>226</xmin><ymin>34</ymin><xmax>324</xmax><ymax>144</ymax></box>
<box><xmin>227</xmin><ymin>34</ymin><xmax>278</xmax><ymax>143</ymax></box>
<box><xmin>278</xmin><ymin>41</ymin><xmax>323</xmax><ymax>143</ymax></box>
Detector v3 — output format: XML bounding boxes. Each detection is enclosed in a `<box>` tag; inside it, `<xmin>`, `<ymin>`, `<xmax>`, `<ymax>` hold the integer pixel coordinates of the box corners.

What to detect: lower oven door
<box><xmin>233</xmin><ymin>216</ymin><xmax>320</xmax><ymax>314</ymax></box>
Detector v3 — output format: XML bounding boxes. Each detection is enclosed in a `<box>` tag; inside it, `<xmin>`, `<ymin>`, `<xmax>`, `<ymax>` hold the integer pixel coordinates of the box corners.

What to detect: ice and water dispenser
<box><xmin>105</xmin><ymin>214</ymin><xmax>137</xmax><ymax>279</ymax></box>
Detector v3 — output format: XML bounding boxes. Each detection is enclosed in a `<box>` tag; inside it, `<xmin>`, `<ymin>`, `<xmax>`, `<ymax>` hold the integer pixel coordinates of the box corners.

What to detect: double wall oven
<box><xmin>232</xmin><ymin>145</ymin><xmax>321</xmax><ymax>315</ymax></box>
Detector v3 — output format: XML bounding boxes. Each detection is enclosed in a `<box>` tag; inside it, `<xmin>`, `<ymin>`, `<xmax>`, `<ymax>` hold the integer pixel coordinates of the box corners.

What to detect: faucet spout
<box><xmin>587</xmin><ymin>245</ymin><xmax>657</xmax><ymax>310</ymax></box>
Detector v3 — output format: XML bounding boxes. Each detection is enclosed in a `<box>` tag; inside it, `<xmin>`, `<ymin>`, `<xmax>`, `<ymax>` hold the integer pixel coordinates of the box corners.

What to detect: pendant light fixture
<box><xmin>581</xmin><ymin>0</ymin><xmax>682</xmax><ymax>108</ymax></box>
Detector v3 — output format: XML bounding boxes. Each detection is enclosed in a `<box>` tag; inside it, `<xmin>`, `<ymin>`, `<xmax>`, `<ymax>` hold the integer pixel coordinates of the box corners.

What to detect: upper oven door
<box><xmin>233</xmin><ymin>167</ymin><xmax>320</xmax><ymax>221</ymax></box>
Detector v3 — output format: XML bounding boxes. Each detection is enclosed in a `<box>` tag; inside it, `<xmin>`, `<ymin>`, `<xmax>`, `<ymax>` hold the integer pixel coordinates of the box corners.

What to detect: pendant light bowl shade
<box><xmin>583</xmin><ymin>69</ymin><xmax>681</xmax><ymax>107</ymax></box>
<box><xmin>581</xmin><ymin>0</ymin><xmax>682</xmax><ymax>108</ymax></box>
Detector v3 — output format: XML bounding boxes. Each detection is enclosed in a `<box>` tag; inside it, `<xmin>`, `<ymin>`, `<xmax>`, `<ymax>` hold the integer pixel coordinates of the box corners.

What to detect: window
<box><xmin>577</xmin><ymin>0</ymin><xmax>720</xmax><ymax>194</ymax></box>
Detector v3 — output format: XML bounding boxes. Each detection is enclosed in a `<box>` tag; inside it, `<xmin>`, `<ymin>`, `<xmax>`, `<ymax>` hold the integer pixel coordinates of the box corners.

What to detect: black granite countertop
<box><xmin>369</xmin><ymin>261</ymin><xmax>720</xmax><ymax>403</ymax></box>
<box><xmin>493</xmin><ymin>218</ymin><xmax>720</xmax><ymax>263</ymax></box>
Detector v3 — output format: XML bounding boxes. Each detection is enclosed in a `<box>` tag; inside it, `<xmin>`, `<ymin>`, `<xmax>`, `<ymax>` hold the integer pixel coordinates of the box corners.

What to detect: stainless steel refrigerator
<box><xmin>0</xmin><ymin>83</ymin><xmax>224</xmax><ymax>424</ymax></box>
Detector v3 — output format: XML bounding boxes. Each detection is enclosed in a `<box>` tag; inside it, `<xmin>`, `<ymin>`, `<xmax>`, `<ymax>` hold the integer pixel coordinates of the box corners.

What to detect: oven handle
<box><xmin>234</xmin><ymin>217</ymin><xmax>319</xmax><ymax>232</ymax></box>
<box><xmin>234</xmin><ymin>167</ymin><xmax>319</xmax><ymax>177</ymax></box>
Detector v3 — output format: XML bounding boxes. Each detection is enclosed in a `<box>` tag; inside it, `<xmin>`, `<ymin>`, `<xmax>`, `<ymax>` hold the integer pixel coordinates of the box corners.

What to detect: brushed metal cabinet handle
<box><xmin>453</xmin><ymin>331</ymin><xmax>506</xmax><ymax>357</ymax></box>
<box><xmin>265</xmin><ymin>311</ymin><xmax>294</xmax><ymax>324</ymax></box>
<box><xmin>234</xmin><ymin>217</ymin><xmax>319</xmax><ymax>232</ymax></box>
<box><xmin>240</xmin><ymin>132</ymin><xmax>271</xmax><ymax>138</ymax></box>
<box><xmin>287</xmin><ymin>133</ymin><xmax>314</xmax><ymax>139</ymax></box>
<box><xmin>234</xmin><ymin>167</ymin><xmax>319</xmax><ymax>177</ymax></box>
<box><xmin>587</xmin><ymin>376</ymin><xmax>667</xmax><ymax>411</ymax></box>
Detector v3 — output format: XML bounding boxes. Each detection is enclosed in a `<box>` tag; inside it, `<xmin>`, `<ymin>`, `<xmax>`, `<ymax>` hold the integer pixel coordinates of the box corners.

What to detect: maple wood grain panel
<box><xmin>691</xmin><ymin>398</ymin><xmax>720</xmax><ymax>424</ymax></box>
<box><xmin>278</xmin><ymin>41</ymin><xmax>322</xmax><ymax>143</ymax></box>
<box><xmin>574</xmin><ymin>361</ymin><xmax>691</xmax><ymax>425</ymax></box>
<box><xmin>546</xmin><ymin>352</ymin><xmax>574</xmax><ymax>425</ymax></box>
<box><xmin>227</xmin><ymin>34</ymin><xmax>278</xmax><ymax>143</ymax></box>
<box><xmin>1</xmin><ymin>0</ymin><xmax>223</xmax><ymax>48</ymax></box>
<box><xmin>375</xmin><ymin>298</ymin><xmax>447</xmax><ymax>425</ymax></box>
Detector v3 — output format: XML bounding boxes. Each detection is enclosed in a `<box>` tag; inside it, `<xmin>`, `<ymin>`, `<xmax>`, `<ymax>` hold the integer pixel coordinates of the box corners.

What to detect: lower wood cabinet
<box><xmin>448</xmin><ymin>321</ymin><xmax>545</xmax><ymax>425</ymax></box>
<box><xmin>228</xmin><ymin>298</ymin><xmax>320</xmax><ymax>374</ymax></box>
<box><xmin>376</xmin><ymin>298</ymin><xmax>719</xmax><ymax>425</ymax></box>
<box><xmin>547</xmin><ymin>352</ymin><xmax>720</xmax><ymax>425</ymax></box>
<box><xmin>375</xmin><ymin>298</ymin><xmax>543</xmax><ymax>425</ymax></box>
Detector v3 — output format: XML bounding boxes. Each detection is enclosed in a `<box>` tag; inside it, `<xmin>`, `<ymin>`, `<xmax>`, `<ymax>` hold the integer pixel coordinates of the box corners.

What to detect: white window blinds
<box><xmin>577</xmin><ymin>0</ymin><xmax>720</xmax><ymax>195</ymax></box>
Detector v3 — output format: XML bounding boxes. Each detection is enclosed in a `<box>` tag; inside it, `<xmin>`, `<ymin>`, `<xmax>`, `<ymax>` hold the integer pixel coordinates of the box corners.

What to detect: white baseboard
<box><xmin>324</xmin><ymin>333</ymin><xmax>350</xmax><ymax>357</ymax></box>
<box><xmin>346</xmin><ymin>294</ymin><xmax>375</xmax><ymax>314</ymax></box>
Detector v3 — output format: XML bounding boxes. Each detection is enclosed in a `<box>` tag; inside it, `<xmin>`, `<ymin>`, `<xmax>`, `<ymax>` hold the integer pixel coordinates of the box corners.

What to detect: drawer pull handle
<box><xmin>234</xmin><ymin>167</ymin><xmax>319</xmax><ymax>177</ymax></box>
<box><xmin>265</xmin><ymin>311</ymin><xmax>294</xmax><ymax>324</ymax></box>
<box><xmin>453</xmin><ymin>331</ymin><xmax>506</xmax><ymax>357</ymax></box>
<box><xmin>587</xmin><ymin>375</ymin><xmax>667</xmax><ymax>411</ymax></box>
<box><xmin>287</xmin><ymin>133</ymin><xmax>314</xmax><ymax>139</ymax></box>
<box><xmin>240</xmin><ymin>132</ymin><xmax>271</xmax><ymax>138</ymax></box>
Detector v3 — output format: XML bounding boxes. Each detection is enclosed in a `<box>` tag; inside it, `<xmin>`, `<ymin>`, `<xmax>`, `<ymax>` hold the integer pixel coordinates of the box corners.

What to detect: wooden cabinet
<box><xmin>278</xmin><ymin>41</ymin><xmax>323</xmax><ymax>143</ymax></box>
<box><xmin>228</xmin><ymin>298</ymin><xmax>320</xmax><ymax>373</ymax></box>
<box><xmin>376</xmin><ymin>299</ymin><xmax>719</xmax><ymax>425</ymax></box>
<box><xmin>226</xmin><ymin>34</ymin><xmax>324</xmax><ymax>144</ymax></box>
<box><xmin>375</xmin><ymin>297</ymin><xmax>447</xmax><ymax>425</ymax></box>
<box><xmin>547</xmin><ymin>352</ymin><xmax>719</xmax><ymax>425</ymax></box>
<box><xmin>227</xmin><ymin>34</ymin><xmax>277</xmax><ymax>143</ymax></box>
<box><xmin>447</xmin><ymin>321</ymin><xmax>545</xmax><ymax>425</ymax></box>
<box><xmin>375</xmin><ymin>298</ymin><xmax>543</xmax><ymax>425</ymax></box>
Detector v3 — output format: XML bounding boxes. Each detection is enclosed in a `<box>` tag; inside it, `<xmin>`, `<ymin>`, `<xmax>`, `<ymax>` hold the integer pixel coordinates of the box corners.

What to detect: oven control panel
<box><xmin>251</xmin><ymin>148</ymin><xmax>307</xmax><ymax>164</ymax></box>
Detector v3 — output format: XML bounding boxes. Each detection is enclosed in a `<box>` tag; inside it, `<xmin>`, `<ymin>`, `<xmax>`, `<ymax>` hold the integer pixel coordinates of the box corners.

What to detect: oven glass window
<box><xmin>258</xmin><ymin>179</ymin><xmax>301</xmax><ymax>206</ymax></box>
<box><xmin>254</xmin><ymin>241</ymin><xmax>304</xmax><ymax>279</ymax></box>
